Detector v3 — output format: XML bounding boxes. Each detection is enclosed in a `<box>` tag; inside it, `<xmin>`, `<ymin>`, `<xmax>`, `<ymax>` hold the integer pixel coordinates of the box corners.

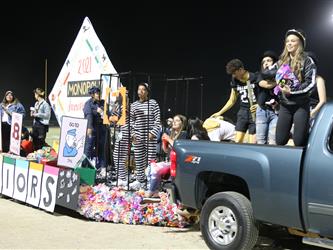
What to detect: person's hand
<box><xmin>210</xmin><ymin>112</ymin><xmax>221</xmax><ymax>118</ymax></box>
<box><xmin>250</xmin><ymin>104</ymin><xmax>258</xmax><ymax>113</ymax></box>
<box><xmin>149</xmin><ymin>133</ymin><xmax>155</xmax><ymax>140</ymax></box>
<box><xmin>310</xmin><ymin>110</ymin><xmax>315</xmax><ymax>118</ymax></box>
<box><xmin>281</xmin><ymin>85</ymin><xmax>291</xmax><ymax>96</ymax></box>
<box><xmin>162</xmin><ymin>133</ymin><xmax>170</xmax><ymax>142</ymax></box>
<box><xmin>109</xmin><ymin>116</ymin><xmax>118</xmax><ymax>123</ymax></box>
<box><xmin>132</xmin><ymin>135</ymin><xmax>137</xmax><ymax>144</ymax></box>
<box><xmin>97</xmin><ymin>107</ymin><xmax>103</xmax><ymax>114</ymax></box>
<box><xmin>87</xmin><ymin>128</ymin><xmax>93</xmax><ymax>136</ymax></box>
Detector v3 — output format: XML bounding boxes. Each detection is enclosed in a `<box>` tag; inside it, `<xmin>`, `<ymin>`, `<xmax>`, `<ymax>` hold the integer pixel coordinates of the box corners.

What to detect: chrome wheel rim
<box><xmin>208</xmin><ymin>206</ymin><xmax>238</xmax><ymax>245</ymax></box>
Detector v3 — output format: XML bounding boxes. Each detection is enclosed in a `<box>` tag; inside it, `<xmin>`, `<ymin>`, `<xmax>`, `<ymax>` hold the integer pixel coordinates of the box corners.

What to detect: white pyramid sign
<box><xmin>49</xmin><ymin>17</ymin><xmax>118</xmax><ymax>124</ymax></box>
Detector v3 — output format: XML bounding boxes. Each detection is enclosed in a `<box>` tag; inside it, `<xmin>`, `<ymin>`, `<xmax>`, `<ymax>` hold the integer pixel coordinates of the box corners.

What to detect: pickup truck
<box><xmin>169</xmin><ymin>102</ymin><xmax>333</xmax><ymax>250</ymax></box>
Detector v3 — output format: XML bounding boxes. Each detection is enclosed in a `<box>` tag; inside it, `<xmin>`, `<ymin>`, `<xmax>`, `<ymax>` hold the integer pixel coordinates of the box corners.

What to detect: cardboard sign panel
<box><xmin>9</xmin><ymin>113</ymin><xmax>23</xmax><ymax>155</ymax></box>
<box><xmin>12</xmin><ymin>159</ymin><xmax>29</xmax><ymax>202</ymax></box>
<box><xmin>26</xmin><ymin>162</ymin><xmax>44</xmax><ymax>207</ymax></box>
<box><xmin>56</xmin><ymin>168</ymin><xmax>80</xmax><ymax>210</ymax></box>
<box><xmin>57</xmin><ymin>116</ymin><xmax>88</xmax><ymax>169</ymax></box>
<box><xmin>1</xmin><ymin>156</ymin><xmax>15</xmax><ymax>197</ymax></box>
<box><xmin>39</xmin><ymin>165</ymin><xmax>60</xmax><ymax>212</ymax></box>
<box><xmin>49</xmin><ymin>16</ymin><xmax>118</xmax><ymax>124</ymax></box>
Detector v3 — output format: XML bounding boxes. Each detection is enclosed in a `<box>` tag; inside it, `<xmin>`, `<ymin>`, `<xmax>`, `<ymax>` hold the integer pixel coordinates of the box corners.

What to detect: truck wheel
<box><xmin>200</xmin><ymin>191</ymin><xmax>258</xmax><ymax>250</ymax></box>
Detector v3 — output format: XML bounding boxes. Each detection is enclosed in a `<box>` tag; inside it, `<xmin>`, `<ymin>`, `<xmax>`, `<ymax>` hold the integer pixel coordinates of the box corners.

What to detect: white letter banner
<box><xmin>13</xmin><ymin>159</ymin><xmax>29</xmax><ymax>202</ymax></box>
<box><xmin>1</xmin><ymin>156</ymin><xmax>15</xmax><ymax>197</ymax></box>
<box><xmin>39</xmin><ymin>165</ymin><xmax>59</xmax><ymax>212</ymax></box>
<box><xmin>26</xmin><ymin>162</ymin><xmax>44</xmax><ymax>207</ymax></box>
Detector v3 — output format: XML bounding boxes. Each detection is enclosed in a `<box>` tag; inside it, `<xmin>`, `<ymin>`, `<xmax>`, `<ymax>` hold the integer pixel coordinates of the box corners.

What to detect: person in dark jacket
<box><xmin>0</xmin><ymin>90</ymin><xmax>26</xmax><ymax>152</ymax></box>
<box><xmin>256</xmin><ymin>50</ymin><xmax>279</xmax><ymax>144</ymax></box>
<box><xmin>275</xmin><ymin>29</ymin><xmax>316</xmax><ymax>146</ymax></box>
<box><xmin>83</xmin><ymin>86</ymin><xmax>107</xmax><ymax>170</ymax></box>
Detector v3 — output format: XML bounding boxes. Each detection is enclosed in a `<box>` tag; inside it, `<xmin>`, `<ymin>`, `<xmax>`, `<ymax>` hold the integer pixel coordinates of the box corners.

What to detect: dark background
<box><xmin>1</xmin><ymin>1</ymin><xmax>332</xmax><ymax>123</ymax></box>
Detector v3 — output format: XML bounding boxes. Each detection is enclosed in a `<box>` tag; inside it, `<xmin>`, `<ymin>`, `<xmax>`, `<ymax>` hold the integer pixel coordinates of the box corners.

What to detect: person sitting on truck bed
<box><xmin>210</xmin><ymin>59</ymin><xmax>259</xmax><ymax>143</ymax></box>
<box><xmin>144</xmin><ymin>114</ymin><xmax>187</xmax><ymax>201</ymax></box>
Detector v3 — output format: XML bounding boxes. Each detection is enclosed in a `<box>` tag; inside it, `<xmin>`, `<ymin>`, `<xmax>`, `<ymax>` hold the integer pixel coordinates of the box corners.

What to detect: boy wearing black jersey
<box><xmin>211</xmin><ymin>59</ymin><xmax>258</xmax><ymax>143</ymax></box>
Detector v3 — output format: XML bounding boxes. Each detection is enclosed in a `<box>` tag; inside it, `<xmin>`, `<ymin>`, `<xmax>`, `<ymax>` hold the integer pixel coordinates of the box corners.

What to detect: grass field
<box><xmin>46</xmin><ymin>126</ymin><xmax>61</xmax><ymax>146</ymax></box>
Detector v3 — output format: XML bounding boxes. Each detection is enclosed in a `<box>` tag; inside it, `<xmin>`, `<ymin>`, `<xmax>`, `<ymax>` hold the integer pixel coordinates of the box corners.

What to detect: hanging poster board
<box><xmin>57</xmin><ymin>116</ymin><xmax>87</xmax><ymax>169</ymax></box>
<box><xmin>9</xmin><ymin>112</ymin><xmax>23</xmax><ymax>155</ymax></box>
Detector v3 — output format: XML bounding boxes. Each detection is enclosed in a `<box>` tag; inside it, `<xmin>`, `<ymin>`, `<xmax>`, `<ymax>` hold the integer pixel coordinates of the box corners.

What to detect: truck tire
<box><xmin>200</xmin><ymin>191</ymin><xmax>258</xmax><ymax>250</ymax></box>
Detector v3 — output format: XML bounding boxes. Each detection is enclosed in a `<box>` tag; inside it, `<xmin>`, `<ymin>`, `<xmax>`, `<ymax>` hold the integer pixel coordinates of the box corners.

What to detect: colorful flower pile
<box><xmin>78</xmin><ymin>183</ymin><xmax>190</xmax><ymax>228</ymax></box>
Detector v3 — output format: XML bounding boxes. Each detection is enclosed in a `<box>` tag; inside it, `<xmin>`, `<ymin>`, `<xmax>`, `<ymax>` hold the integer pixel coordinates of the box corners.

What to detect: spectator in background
<box><xmin>0</xmin><ymin>90</ymin><xmax>26</xmax><ymax>152</ymax></box>
<box><xmin>30</xmin><ymin>88</ymin><xmax>51</xmax><ymax>150</ymax></box>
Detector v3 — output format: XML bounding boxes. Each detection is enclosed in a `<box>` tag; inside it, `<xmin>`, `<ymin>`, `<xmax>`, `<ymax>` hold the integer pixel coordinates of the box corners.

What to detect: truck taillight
<box><xmin>170</xmin><ymin>149</ymin><xmax>177</xmax><ymax>177</ymax></box>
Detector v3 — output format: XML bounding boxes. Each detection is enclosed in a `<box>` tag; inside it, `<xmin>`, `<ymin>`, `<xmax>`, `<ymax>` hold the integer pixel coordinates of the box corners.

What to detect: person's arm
<box><xmin>290</xmin><ymin>57</ymin><xmax>316</xmax><ymax>95</ymax></box>
<box><xmin>259</xmin><ymin>80</ymin><xmax>277</xmax><ymax>89</ymax></box>
<box><xmin>15</xmin><ymin>103</ymin><xmax>26</xmax><ymax>118</ymax></box>
<box><xmin>211</xmin><ymin>89</ymin><xmax>238</xmax><ymax>117</ymax></box>
<box><xmin>83</xmin><ymin>102</ymin><xmax>93</xmax><ymax>134</ymax></box>
<box><xmin>162</xmin><ymin>133</ymin><xmax>173</xmax><ymax>153</ymax></box>
<box><xmin>149</xmin><ymin>100</ymin><xmax>161</xmax><ymax>139</ymax></box>
<box><xmin>311</xmin><ymin>75</ymin><xmax>327</xmax><ymax>117</ymax></box>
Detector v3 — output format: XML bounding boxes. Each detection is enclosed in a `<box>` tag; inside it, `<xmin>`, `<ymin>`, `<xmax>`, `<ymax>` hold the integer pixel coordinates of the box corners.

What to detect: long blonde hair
<box><xmin>278</xmin><ymin>40</ymin><xmax>305</xmax><ymax>81</ymax></box>
<box><xmin>170</xmin><ymin>114</ymin><xmax>187</xmax><ymax>140</ymax></box>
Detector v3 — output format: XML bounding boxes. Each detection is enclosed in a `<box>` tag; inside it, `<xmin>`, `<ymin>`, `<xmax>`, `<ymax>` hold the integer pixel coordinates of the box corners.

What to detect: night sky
<box><xmin>1</xmin><ymin>1</ymin><xmax>333</xmax><ymax>123</ymax></box>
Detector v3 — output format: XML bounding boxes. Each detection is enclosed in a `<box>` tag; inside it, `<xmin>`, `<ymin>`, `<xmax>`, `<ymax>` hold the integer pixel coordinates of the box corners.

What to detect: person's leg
<box><xmin>267</xmin><ymin>110</ymin><xmax>278</xmax><ymax>145</ymax></box>
<box><xmin>2</xmin><ymin>123</ymin><xmax>11</xmax><ymax>152</ymax></box>
<box><xmin>133</xmin><ymin>140</ymin><xmax>147</xmax><ymax>183</ymax></box>
<box><xmin>84</xmin><ymin>130</ymin><xmax>96</xmax><ymax>162</ymax></box>
<box><xmin>113</xmin><ymin>127</ymin><xmax>130</xmax><ymax>181</ymax></box>
<box><xmin>148</xmin><ymin>161</ymin><xmax>170</xmax><ymax>194</ymax></box>
<box><xmin>248</xmin><ymin>109</ymin><xmax>256</xmax><ymax>144</ymax></box>
<box><xmin>276</xmin><ymin>105</ymin><xmax>294</xmax><ymax>145</ymax></box>
<box><xmin>293</xmin><ymin>103</ymin><xmax>310</xmax><ymax>147</ymax></box>
<box><xmin>256</xmin><ymin>107</ymin><xmax>268</xmax><ymax>144</ymax></box>
<box><xmin>96</xmin><ymin>125</ymin><xmax>107</xmax><ymax>169</ymax></box>
<box><xmin>235</xmin><ymin>108</ymin><xmax>248</xmax><ymax>143</ymax></box>
<box><xmin>32</xmin><ymin>124</ymin><xmax>46</xmax><ymax>150</ymax></box>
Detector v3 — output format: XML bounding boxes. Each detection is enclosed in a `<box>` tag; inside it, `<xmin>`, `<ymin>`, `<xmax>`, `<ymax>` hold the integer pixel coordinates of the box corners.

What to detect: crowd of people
<box><xmin>0</xmin><ymin>88</ymin><xmax>51</xmax><ymax>156</ymax></box>
<box><xmin>0</xmin><ymin>28</ymin><xmax>327</xmax><ymax>203</ymax></box>
<box><xmin>211</xmin><ymin>28</ymin><xmax>326</xmax><ymax>146</ymax></box>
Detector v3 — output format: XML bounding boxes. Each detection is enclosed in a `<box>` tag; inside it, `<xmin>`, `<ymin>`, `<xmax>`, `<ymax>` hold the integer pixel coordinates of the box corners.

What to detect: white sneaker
<box><xmin>97</xmin><ymin>167</ymin><xmax>106</xmax><ymax>179</ymax></box>
<box><xmin>129</xmin><ymin>180</ymin><xmax>145</xmax><ymax>191</ymax></box>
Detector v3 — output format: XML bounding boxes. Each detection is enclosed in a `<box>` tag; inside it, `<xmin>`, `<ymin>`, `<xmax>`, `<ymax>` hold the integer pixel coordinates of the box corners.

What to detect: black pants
<box><xmin>1</xmin><ymin>122</ymin><xmax>11</xmax><ymax>152</ymax></box>
<box><xmin>32</xmin><ymin>122</ymin><xmax>48</xmax><ymax>150</ymax></box>
<box><xmin>276</xmin><ymin>103</ymin><xmax>310</xmax><ymax>146</ymax></box>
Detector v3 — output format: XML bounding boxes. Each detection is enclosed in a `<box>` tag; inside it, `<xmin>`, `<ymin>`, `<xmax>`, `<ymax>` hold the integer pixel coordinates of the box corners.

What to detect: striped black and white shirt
<box><xmin>130</xmin><ymin>99</ymin><xmax>161</xmax><ymax>140</ymax></box>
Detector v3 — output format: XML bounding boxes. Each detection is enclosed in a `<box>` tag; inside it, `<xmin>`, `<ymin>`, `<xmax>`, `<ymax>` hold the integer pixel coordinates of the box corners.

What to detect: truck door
<box><xmin>302</xmin><ymin>114</ymin><xmax>333</xmax><ymax>237</ymax></box>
